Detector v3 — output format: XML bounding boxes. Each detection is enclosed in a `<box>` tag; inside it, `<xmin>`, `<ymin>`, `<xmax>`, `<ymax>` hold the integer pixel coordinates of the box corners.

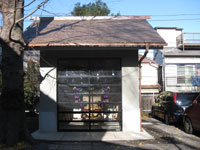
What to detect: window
<box><xmin>185</xmin><ymin>66</ymin><xmax>193</xmax><ymax>84</ymax></box>
<box><xmin>177</xmin><ymin>65</ymin><xmax>185</xmax><ymax>84</ymax></box>
<box><xmin>193</xmin><ymin>65</ymin><xmax>200</xmax><ymax>86</ymax></box>
<box><xmin>57</xmin><ymin>58</ymin><xmax>122</xmax><ymax>131</ymax></box>
<box><xmin>177</xmin><ymin>65</ymin><xmax>194</xmax><ymax>85</ymax></box>
<box><xmin>166</xmin><ymin>64</ymin><xmax>200</xmax><ymax>86</ymax></box>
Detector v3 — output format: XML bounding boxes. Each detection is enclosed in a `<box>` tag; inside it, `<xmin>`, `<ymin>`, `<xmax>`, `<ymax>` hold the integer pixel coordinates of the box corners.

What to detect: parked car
<box><xmin>183</xmin><ymin>93</ymin><xmax>200</xmax><ymax>134</ymax></box>
<box><xmin>151</xmin><ymin>91</ymin><xmax>199</xmax><ymax>124</ymax></box>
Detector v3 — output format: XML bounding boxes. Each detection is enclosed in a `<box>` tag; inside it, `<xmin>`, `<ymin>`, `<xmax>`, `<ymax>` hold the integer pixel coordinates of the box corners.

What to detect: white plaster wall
<box><xmin>122</xmin><ymin>67</ymin><xmax>140</xmax><ymax>132</ymax></box>
<box><xmin>141</xmin><ymin>63</ymin><xmax>158</xmax><ymax>85</ymax></box>
<box><xmin>156</xmin><ymin>29</ymin><xmax>182</xmax><ymax>47</ymax></box>
<box><xmin>39</xmin><ymin>67</ymin><xmax>57</xmax><ymax>131</ymax></box>
<box><xmin>39</xmin><ymin>49</ymin><xmax>140</xmax><ymax>132</ymax></box>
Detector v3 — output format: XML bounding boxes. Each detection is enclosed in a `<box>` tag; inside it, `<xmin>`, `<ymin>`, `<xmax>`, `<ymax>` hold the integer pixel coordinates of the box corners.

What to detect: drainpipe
<box><xmin>138</xmin><ymin>42</ymin><xmax>150</xmax><ymax>132</ymax></box>
<box><xmin>182</xmin><ymin>33</ymin><xmax>185</xmax><ymax>51</ymax></box>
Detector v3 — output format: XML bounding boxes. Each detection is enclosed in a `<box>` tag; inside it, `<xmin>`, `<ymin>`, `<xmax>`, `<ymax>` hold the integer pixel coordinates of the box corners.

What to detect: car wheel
<box><xmin>184</xmin><ymin>118</ymin><xmax>193</xmax><ymax>134</ymax></box>
<box><xmin>164</xmin><ymin>113</ymin><xmax>169</xmax><ymax>125</ymax></box>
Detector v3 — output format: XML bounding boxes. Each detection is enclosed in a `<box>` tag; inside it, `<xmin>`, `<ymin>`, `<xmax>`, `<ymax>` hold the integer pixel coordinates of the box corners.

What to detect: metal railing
<box><xmin>176</xmin><ymin>33</ymin><xmax>200</xmax><ymax>50</ymax></box>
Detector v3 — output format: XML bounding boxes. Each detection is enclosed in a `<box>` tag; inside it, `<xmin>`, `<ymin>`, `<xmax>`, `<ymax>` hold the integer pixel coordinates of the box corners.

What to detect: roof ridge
<box><xmin>30</xmin><ymin>16</ymin><xmax>151</xmax><ymax>21</ymax></box>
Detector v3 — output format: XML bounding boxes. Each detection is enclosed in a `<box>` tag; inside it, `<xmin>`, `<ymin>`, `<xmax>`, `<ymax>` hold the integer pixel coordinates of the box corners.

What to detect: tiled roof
<box><xmin>24</xmin><ymin>16</ymin><xmax>166</xmax><ymax>48</ymax></box>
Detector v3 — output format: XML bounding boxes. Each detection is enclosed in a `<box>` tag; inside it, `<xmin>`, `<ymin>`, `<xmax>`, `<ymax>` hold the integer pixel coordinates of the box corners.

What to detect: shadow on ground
<box><xmin>24</xmin><ymin>141</ymin><xmax>155</xmax><ymax>150</ymax></box>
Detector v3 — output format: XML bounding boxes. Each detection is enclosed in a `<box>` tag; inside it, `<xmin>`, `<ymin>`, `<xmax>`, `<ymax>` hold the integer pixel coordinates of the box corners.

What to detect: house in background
<box><xmin>24</xmin><ymin>16</ymin><xmax>166</xmax><ymax>139</ymax></box>
<box><xmin>139</xmin><ymin>49</ymin><xmax>155</xmax><ymax>60</ymax></box>
<box><xmin>154</xmin><ymin>27</ymin><xmax>200</xmax><ymax>92</ymax></box>
<box><xmin>153</xmin><ymin>27</ymin><xmax>183</xmax><ymax>66</ymax></box>
<box><xmin>139</xmin><ymin>55</ymin><xmax>160</xmax><ymax>114</ymax></box>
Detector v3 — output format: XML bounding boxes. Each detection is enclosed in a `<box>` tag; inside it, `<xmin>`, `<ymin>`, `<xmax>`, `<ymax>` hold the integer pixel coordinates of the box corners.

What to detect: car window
<box><xmin>177</xmin><ymin>93</ymin><xmax>199</xmax><ymax>106</ymax></box>
<box><xmin>166</xmin><ymin>95</ymin><xmax>173</xmax><ymax>102</ymax></box>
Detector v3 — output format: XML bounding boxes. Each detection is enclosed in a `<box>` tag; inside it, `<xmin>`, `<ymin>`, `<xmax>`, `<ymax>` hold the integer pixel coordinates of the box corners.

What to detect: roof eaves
<box><xmin>28</xmin><ymin>42</ymin><xmax>167</xmax><ymax>48</ymax></box>
<box><xmin>30</xmin><ymin>16</ymin><xmax>152</xmax><ymax>21</ymax></box>
<box><xmin>154</xmin><ymin>27</ymin><xmax>183</xmax><ymax>31</ymax></box>
<box><xmin>164</xmin><ymin>51</ymin><xmax>200</xmax><ymax>57</ymax></box>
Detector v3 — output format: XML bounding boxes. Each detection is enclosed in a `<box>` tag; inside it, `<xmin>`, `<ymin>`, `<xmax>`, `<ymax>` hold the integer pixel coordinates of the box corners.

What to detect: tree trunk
<box><xmin>0</xmin><ymin>0</ymin><xmax>34</xmax><ymax>146</ymax></box>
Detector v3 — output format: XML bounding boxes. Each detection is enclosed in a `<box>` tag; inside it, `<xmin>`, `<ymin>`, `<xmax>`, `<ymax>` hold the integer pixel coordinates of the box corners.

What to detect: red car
<box><xmin>183</xmin><ymin>94</ymin><xmax>200</xmax><ymax>134</ymax></box>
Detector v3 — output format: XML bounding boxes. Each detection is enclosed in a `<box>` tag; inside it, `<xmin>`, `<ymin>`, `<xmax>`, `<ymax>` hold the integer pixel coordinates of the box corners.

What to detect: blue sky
<box><xmin>22</xmin><ymin>0</ymin><xmax>200</xmax><ymax>32</ymax></box>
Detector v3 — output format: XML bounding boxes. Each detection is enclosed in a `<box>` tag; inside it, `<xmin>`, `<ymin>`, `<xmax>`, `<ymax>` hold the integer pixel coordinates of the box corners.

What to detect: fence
<box><xmin>141</xmin><ymin>93</ymin><xmax>157</xmax><ymax>114</ymax></box>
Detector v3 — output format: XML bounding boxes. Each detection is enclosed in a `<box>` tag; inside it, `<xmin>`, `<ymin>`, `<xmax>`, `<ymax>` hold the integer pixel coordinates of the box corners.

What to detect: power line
<box><xmin>150</xmin><ymin>18</ymin><xmax>200</xmax><ymax>22</ymax></box>
<box><xmin>23</xmin><ymin>9</ymin><xmax>200</xmax><ymax>18</ymax></box>
<box><xmin>38</xmin><ymin>8</ymin><xmax>71</xmax><ymax>16</ymax></box>
<box><xmin>3</xmin><ymin>7</ymin><xmax>200</xmax><ymax>23</ymax></box>
<box><xmin>20</xmin><ymin>16</ymin><xmax>200</xmax><ymax>22</ymax></box>
<box><xmin>150</xmin><ymin>14</ymin><xmax>200</xmax><ymax>17</ymax></box>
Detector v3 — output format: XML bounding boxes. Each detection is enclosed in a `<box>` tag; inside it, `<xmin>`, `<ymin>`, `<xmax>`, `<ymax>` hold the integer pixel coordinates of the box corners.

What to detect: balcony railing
<box><xmin>177</xmin><ymin>33</ymin><xmax>200</xmax><ymax>50</ymax></box>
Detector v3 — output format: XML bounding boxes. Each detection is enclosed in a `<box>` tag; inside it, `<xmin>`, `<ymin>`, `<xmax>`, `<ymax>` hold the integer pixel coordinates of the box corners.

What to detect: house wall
<box><xmin>40</xmin><ymin>67</ymin><xmax>57</xmax><ymax>131</ymax></box>
<box><xmin>140</xmin><ymin>62</ymin><xmax>159</xmax><ymax>114</ymax></box>
<box><xmin>154</xmin><ymin>28</ymin><xmax>182</xmax><ymax>65</ymax></box>
<box><xmin>164</xmin><ymin>57</ymin><xmax>200</xmax><ymax>92</ymax></box>
<box><xmin>165</xmin><ymin>57</ymin><xmax>200</xmax><ymax>64</ymax></box>
<box><xmin>156</xmin><ymin>28</ymin><xmax>182</xmax><ymax>47</ymax></box>
<box><xmin>39</xmin><ymin>48</ymin><xmax>140</xmax><ymax>132</ymax></box>
<box><xmin>141</xmin><ymin>63</ymin><xmax>158</xmax><ymax>86</ymax></box>
<box><xmin>154</xmin><ymin>27</ymin><xmax>200</xmax><ymax>92</ymax></box>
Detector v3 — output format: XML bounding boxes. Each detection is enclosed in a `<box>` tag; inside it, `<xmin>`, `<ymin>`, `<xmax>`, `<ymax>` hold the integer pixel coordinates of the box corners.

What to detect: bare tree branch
<box><xmin>39</xmin><ymin>8</ymin><xmax>59</xmax><ymax>16</ymax></box>
<box><xmin>15</xmin><ymin>0</ymin><xmax>49</xmax><ymax>24</ymax></box>
<box><xmin>0</xmin><ymin>1</ymin><xmax>2</xmax><ymax>12</ymax></box>
<box><xmin>9</xmin><ymin>23</ymin><xmax>26</xmax><ymax>47</ymax></box>
<box><xmin>138</xmin><ymin>42</ymin><xmax>150</xmax><ymax>67</ymax></box>
<box><xmin>23</xmin><ymin>0</ymin><xmax>36</xmax><ymax>8</ymax></box>
<box><xmin>16</xmin><ymin>0</ymin><xmax>36</xmax><ymax>9</ymax></box>
<box><xmin>9</xmin><ymin>0</ymin><xmax>49</xmax><ymax>47</ymax></box>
